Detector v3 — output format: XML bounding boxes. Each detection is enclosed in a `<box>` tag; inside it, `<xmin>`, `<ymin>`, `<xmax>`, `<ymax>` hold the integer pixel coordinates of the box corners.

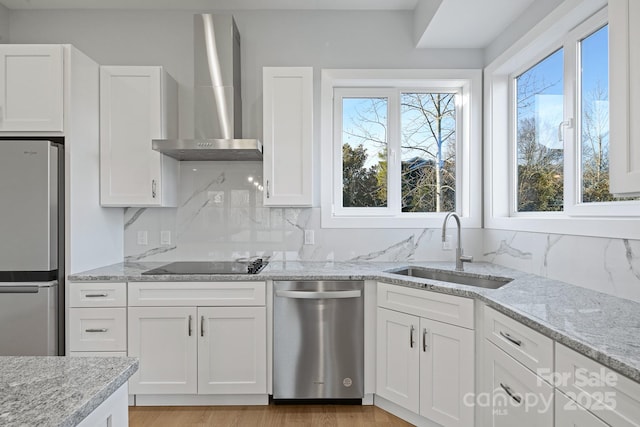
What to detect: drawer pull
<box><xmin>500</xmin><ymin>331</ymin><xmax>522</xmax><ymax>347</ymax></box>
<box><xmin>85</xmin><ymin>328</ymin><xmax>108</xmax><ymax>333</ymax></box>
<box><xmin>85</xmin><ymin>293</ymin><xmax>108</xmax><ymax>298</ymax></box>
<box><xmin>201</xmin><ymin>315</ymin><xmax>205</xmax><ymax>337</ymax></box>
<box><xmin>500</xmin><ymin>383</ymin><xmax>522</xmax><ymax>404</ymax></box>
<box><xmin>409</xmin><ymin>325</ymin><xmax>415</xmax><ymax>348</ymax></box>
<box><xmin>422</xmin><ymin>328</ymin><xmax>429</xmax><ymax>352</ymax></box>
<box><xmin>188</xmin><ymin>315</ymin><xmax>193</xmax><ymax>336</ymax></box>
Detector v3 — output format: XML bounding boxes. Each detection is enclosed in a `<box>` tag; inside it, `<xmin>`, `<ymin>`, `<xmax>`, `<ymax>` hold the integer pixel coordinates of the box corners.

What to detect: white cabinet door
<box><xmin>556</xmin><ymin>391</ymin><xmax>609</xmax><ymax>427</ymax></box>
<box><xmin>263</xmin><ymin>67</ymin><xmax>313</xmax><ymax>206</ymax></box>
<box><xmin>419</xmin><ymin>318</ymin><xmax>474</xmax><ymax>427</ymax></box>
<box><xmin>483</xmin><ymin>340</ymin><xmax>554</xmax><ymax>427</ymax></box>
<box><xmin>128</xmin><ymin>306</ymin><xmax>197</xmax><ymax>395</ymax></box>
<box><xmin>0</xmin><ymin>45</ymin><xmax>64</xmax><ymax>132</ymax></box>
<box><xmin>376</xmin><ymin>307</ymin><xmax>420</xmax><ymax>413</ymax></box>
<box><xmin>610</xmin><ymin>0</ymin><xmax>640</xmax><ymax>196</ymax></box>
<box><xmin>100</xmin><ymin>66</ymin><xmax>178</xmax><ymax>207</ymax></box>
<box><xmin>197</xmin><ymin>306</ymin><xmax>267</xmax><ymax>395</ymax></box>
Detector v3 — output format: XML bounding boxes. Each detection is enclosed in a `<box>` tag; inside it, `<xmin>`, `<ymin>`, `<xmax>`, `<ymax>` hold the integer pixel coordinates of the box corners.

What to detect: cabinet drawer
<box><xmin>484</xmin><ymin>305</ymin><xmax>553</xmax><ymax>377</ymax></box>
<box><xmin>128</xmin><ymin>281</ymin><xmax>266</xmax><ymax>307</ymax></box>
<box><xmin>69</xmin><ymin>308</ymin><xmax>127</xmax><ymax>352</ymax></box>
<box><xmin>377</xmin><ymin>282</ymin><xmax>474</xmax><ymax>329</ymax></box>
<box><xmin>556</xmin><ymin>390</ymin><xmax>609</xmax><ymax>427</ymax></box>
<box><xmin>69</xmin><ymin>282</ymin><xmax>127</xmax><ymax>307</ymax></box>
<box><xmin>556</xmin><ymin>343</ymin><xmax>640</xmax><ymax>426</ymax></box>
<box><xmin>484</xmin><ymin>340</ymin><xmax>554</xmax><ymax>425</ymax></box>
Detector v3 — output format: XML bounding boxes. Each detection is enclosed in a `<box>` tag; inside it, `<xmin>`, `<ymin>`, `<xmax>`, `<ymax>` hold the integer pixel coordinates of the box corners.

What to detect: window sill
<box><xmin>321</xmin><ymin>211</ymin><xmax>482</xmax><ymax>229</ymax></box>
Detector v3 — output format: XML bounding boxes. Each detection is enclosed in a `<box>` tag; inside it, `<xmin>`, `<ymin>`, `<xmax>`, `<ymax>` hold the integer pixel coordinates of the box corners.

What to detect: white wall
<box><xmin>0</xmin><ymin>3</ymin><xmax>9</xmax><ymax>43</ymax></box>
<box><xmin>7</xmin><ymin>9</ymin><xmax>484</xmax><ymax>142</ymax></box>
<box><xmin>484</xmin><ymin>0</ymin><xmax>564</xmax><ymax>64</ymax></box>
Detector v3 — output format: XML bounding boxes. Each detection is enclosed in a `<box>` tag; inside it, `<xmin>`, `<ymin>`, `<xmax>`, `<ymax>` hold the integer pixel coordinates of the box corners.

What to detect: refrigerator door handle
<box><xmin>0</xmin><ymin>286</ymin><xmax>40</xmax><ymax>294</ymax></box>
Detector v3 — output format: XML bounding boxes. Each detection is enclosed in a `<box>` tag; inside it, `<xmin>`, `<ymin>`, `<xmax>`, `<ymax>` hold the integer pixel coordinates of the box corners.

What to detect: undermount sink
<box><xmin>389</xmin><ymin>267</ymin><xmax>512</xmax><ymax>289</ymax></box>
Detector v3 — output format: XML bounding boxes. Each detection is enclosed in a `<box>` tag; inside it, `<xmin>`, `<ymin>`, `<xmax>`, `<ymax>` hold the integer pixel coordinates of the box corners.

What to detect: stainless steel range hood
<box><xmin>153</xmin><ymin>14</ymin><xmax>262</xmax><ymax>161</ymax></box>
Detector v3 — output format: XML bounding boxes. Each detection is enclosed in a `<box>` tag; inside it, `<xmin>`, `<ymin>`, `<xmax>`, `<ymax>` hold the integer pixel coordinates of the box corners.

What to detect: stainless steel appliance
<box><xmin>273</xmin><ymin>280</ymin><xmax>364</xmax><ymax>401</ymax></box>
<box><xmin>142</xmin><ymin>259</ymin><xmax>268</xmax><ymax>275</ymax></box>
<box><xmin>153</xmin><ymin>14</ymin><xmax>262</xmax><ymax>161</ymax></box>
<box><xmin>0</xmin><ymin>139</ymin><xmax>64</xmax><ymax>356</ymax></box>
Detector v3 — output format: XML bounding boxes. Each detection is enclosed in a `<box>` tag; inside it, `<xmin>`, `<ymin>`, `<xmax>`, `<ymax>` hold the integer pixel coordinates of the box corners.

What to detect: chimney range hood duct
<box><xmin>152</xmin><ymin>14</ymin><xmax>262</xmax><ymax>161</ymax></box>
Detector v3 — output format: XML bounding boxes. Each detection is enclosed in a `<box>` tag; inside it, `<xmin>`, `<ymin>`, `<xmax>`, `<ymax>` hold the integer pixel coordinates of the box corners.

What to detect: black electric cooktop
<box><xmin>142</xmin><ymin>259</ymin><xmax>268</xmax><ymax>275</ymax></box>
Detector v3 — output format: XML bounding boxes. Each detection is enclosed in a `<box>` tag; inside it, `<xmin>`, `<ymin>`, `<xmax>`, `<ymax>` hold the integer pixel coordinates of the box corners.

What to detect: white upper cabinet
<box><xmin>609</xmin><ymin>0</ymin><xmax>640</xmax><ymax>196</ymax></box>
<box><xmin>99</xmin><ymin>66</ymin><xmax>179</xmax><ymax>207</ymax></box>
<box><xmin>0</xmin><ymin>45</ymin><xmax>64</xmax><ymax>132</ymax></box>
<box><xmin>262</xmin><ymin>67</ymin><xmax>313</xmax><ymax>206</ymax></box>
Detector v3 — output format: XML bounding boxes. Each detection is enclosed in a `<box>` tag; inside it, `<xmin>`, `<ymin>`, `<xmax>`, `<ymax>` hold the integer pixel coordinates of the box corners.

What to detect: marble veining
<box><xmin>623</xmin><ymin>239</ymin><xmax>640</xmax><ymax>281</ymax></box>
<box><xmin>124</xmin><ymin>207</ymin><xmax>146</xmax><ymax>229</ymax></box>
<box><xmin>483</xmin><ymin>229</ymin><xmax>640</xmax><ymax>303</ymax></box>
<box><xmin>0</xmin><ymin>356</ymin><xmax>138</xmax><ymax>427</ymax></box>
<box><xmin>483</xmin><ymin>235</ymin><xmax>533</xmax><ymax>261</ymax></box>
<box><xmin>348</xmin><ymin>229</ymin><xmax>432</xmax><ymax>262</ymax></box>
<box><xmin>69</xmin><ymin>260</ymin><xmax>640</xmax><ymax>383</ymax></box>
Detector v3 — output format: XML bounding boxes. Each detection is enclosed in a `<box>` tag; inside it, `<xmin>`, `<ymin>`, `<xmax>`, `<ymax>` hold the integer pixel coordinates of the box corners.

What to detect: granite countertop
<box><xmin>0</xmin><ymin>356</ymin><xmax>138</xmax><ymax>427</ymax></box>
<box><xmin>69</xmin><ymin>260</ymin><xmax>640</xmax><ymax>384</ymax></box>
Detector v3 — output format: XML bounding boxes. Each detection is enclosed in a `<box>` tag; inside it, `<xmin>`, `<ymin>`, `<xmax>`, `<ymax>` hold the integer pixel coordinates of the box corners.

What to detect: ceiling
<box><xmin>0</xmin><ymin>0</ymin><xmax>539</xmax><ymax>49</ymax></box>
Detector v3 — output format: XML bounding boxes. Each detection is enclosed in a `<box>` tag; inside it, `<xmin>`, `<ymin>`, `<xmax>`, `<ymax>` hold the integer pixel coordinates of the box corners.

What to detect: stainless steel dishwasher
<box><xmin>273</xmin><ymin>280</ymin><xmax>364</xmax><ymax>401</ymax></box>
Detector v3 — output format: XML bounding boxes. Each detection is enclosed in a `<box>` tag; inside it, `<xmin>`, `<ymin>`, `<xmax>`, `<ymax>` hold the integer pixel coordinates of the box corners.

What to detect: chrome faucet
<box><xmin>442</xmin><ymin>212</ymin><xmax>473</xmax><ymax>271</ymax></box>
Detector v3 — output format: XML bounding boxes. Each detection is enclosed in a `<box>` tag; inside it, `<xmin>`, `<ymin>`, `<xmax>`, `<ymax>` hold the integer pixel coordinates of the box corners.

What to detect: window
<box><xmin>486</xmin><ymin>3</ymin><xmax>640</xmax><ymax>239</ymax></box>
<box><xmin>515</xmin><ymin>49</ymin><xmax>565</xmax><ymax>212</ymax></box>
<box><xmin>321</xmin><ymin>70</ymin><xmax>481</xmax><ymax>228</ymax></box>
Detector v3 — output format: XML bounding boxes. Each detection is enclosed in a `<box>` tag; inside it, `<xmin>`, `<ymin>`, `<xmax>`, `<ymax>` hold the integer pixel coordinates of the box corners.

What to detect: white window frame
<box><xmin>321</xmin><ymin>69</ymin><xmax>482</xmax><ymax>229</ymax></box>
<box><xmin>485</xmin><ymin>0</ymin><xmax>640</xmax><ymax>239</ymax></box>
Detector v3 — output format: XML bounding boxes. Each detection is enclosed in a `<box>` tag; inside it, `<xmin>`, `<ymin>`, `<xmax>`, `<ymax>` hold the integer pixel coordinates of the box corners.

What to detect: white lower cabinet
<box><xmin>127</xmin><ymin>305</ymin><xmax>266</xmax><ymax>396</ymax></box>
<box><xmin>127</xmin><ymin>306</ymin><xmax>197</xmax><ymax>395</ymax></box>
<box><xmin>555</xmin><ymin>391</ymin><xmax>609</xmax><ymax>427</ymax></box>
<box><xmin>376</xmin><ymin>308</ymin><xmax>420</xmax><ymax>412</ymax></box>
<box><xmin>198</xmin><ymin>306</ymin><xmax>267</xmax><ymax>395</ymax></box>
<box><xmin>68</xmin><ymin>282</ymin><xmax>128</xmax><ymax>356</ymax></box>
<box><xmin>420</xmin><ymin>317</ymin><xmax>474</xmax><ymax>426</ymax></box>
<box><xmin>376</xmin><ymin>306</ymin><xmax>474</xmax><ymax>426</ymax></box>
<box><xmin>483</xmin><ymin>340</ymin><xmax>554</xmax><ymax>427</ymax></box>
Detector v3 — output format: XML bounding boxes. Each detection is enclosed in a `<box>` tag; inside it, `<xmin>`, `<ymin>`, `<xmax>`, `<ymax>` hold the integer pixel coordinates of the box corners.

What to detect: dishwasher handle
<box><xmin>0</xmin><ymin>286</ymin><xmax>40</xmax><ymax>294</ymax></box>
<box><xmin>275</xmin><ymin>289</ymin><xmax>362</xmax><ymax>299</ymax></box>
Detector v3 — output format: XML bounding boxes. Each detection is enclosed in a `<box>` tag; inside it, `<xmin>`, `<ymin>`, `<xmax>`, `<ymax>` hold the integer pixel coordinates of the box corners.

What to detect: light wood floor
<box><xmin>129</xmin><ymin>405</ymin><xmax>412</xmax><ymax>427</ymax></box>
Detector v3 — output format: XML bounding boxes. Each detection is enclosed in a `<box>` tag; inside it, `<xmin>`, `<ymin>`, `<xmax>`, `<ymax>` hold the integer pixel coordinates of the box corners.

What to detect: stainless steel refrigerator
<box><xmin>0</xmin><ymin>139</ymin><xmax>64</xmax><ymax>356</ymax></box>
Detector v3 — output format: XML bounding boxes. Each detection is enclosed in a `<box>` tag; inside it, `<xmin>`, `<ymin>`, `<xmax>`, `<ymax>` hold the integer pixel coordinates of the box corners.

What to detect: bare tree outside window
<box><xmin>341</xmin><ymin>97</ymin><xmax>388</xmax><ymax>208</ymax></box>
<box><xmin>401</xmin><ymin>93</ymin><xmax>456</xmax><ymax>213</ymax></box>
<box><xmin>340</xmin><ymin>93</ymin><xmax>457</xmax><ymax>212</ymax></box>
<box><xmin>516</xmin><ymin>49</ymin><xmax>564</xmax><ymax>212</ymax></box>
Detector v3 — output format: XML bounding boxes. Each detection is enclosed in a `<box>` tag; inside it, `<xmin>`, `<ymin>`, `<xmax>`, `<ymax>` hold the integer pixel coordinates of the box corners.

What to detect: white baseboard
<box><xmin>133</xmin><ymin>394</ymin><xmax>269</xmax><ymax>406</ymax></box>
<box><xmin>374</xmin><ymin>395</ymin><xmax>441</xmax><ymax>427</ymax></box>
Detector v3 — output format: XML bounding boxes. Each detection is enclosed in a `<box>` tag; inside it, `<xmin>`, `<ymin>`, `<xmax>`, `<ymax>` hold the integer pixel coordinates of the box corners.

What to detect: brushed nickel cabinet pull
<box><xmin>188</xmin><ymin>315</ymin><xmax>192</xmax><ymax>336</ymax></box>
<box><xmin>500</xmin><ymin>382</ymin><xmax>522</xmax><ymax>403</ymax></box>
<box><xmin>409</xmin><ymin>325</ymin><xmax>415</xmax><ymax>348</ymax></box>
<box><xmin>200</xmin><ymin>315</ymin><xmax>205</xmax><ymax>337</ymax></box>
<box><xmin>423</xmin><ymin>328</ymin><xmax>429</xmax><ymax>352</ymax></box>
<box><xmin>85</xmin><ymin>328</ymin><xmax>108</xmax><ymax>333</ymax></box>
<box><xmin>85</xmin><ymin>293</ymin><xmax>108</xmax><ymax>298</ymax></box>
<box><xmin>500</xmin><ymin>331</ymin><xmax>523</xmax><ymax>347</ymax></box>
<box><xmin>152</xmin><ymin>179</ymin><xmax>157</xmax><ymax>198</ymax></box>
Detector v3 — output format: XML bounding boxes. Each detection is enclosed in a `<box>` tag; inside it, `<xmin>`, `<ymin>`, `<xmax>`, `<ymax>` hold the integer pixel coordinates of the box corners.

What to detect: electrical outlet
<box><xmin>160</xmin><ymin>230</ymin><xmax>171</xmax><ymax>245</ymax></box>
<box><xmin>304</xmin><ymin>229</ymin><xmax>315</xmax><ymax>245</ymax></box>
<box><xmin>137</xmin><ymin>231</ymin><xmax>148</xmax><ymax>245</ymax></box>
<box><xmin>442</xmin><ymin>234</ymin><xmax>453</xmax><ymax>251</ymax></box>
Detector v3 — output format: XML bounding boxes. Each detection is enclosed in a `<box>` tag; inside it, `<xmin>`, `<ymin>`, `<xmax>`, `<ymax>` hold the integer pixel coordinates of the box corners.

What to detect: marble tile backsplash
<box><xmin>123</xmin><ymin>162</ymin><xmax>483</xmax><ymax>264</ymax></box>
<box><xmin>482</xmin><ymin>229</ymin><xmax>640</xmax><ymax>303</ymax></box>
<box><xmin>123</xmin><ymin>162</ymin><xmax>640</xmax><ymax>302</ymax></box>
